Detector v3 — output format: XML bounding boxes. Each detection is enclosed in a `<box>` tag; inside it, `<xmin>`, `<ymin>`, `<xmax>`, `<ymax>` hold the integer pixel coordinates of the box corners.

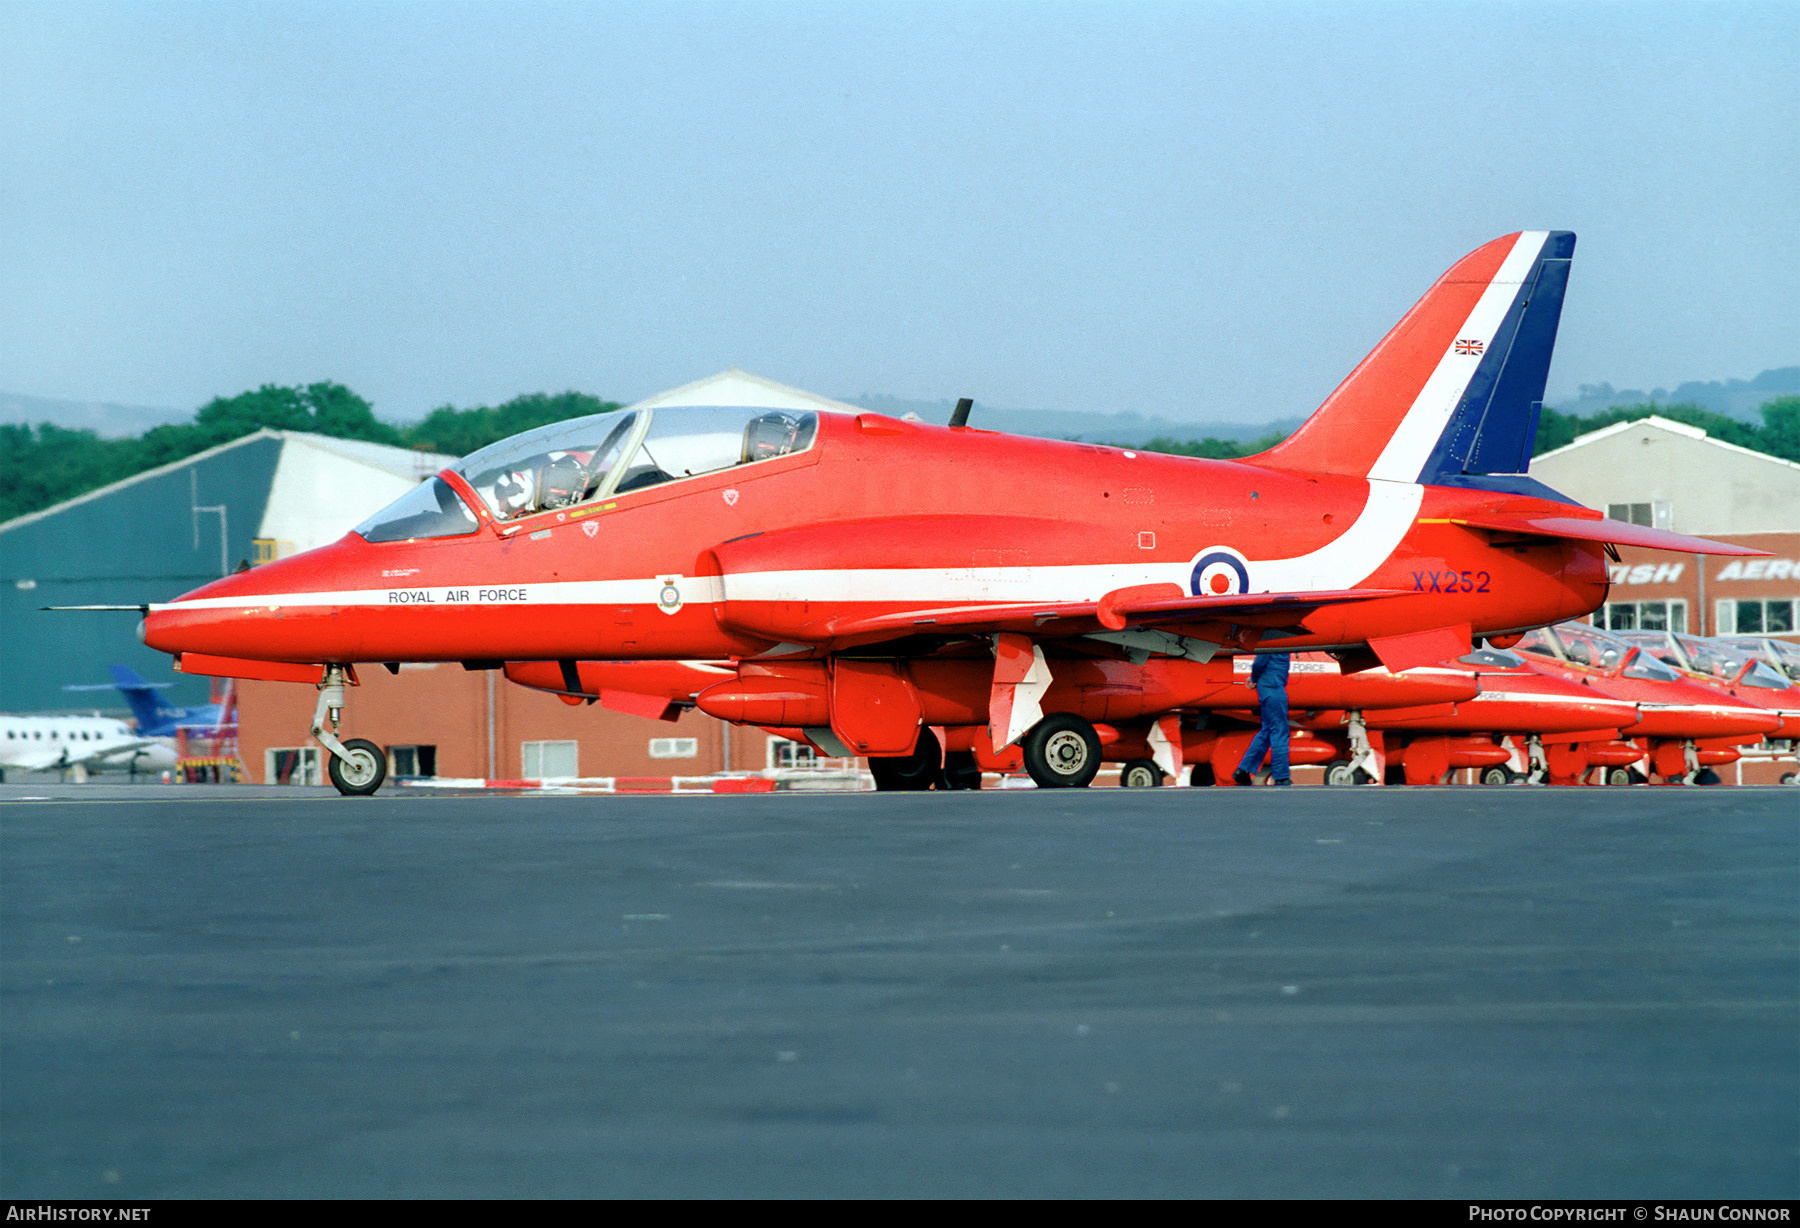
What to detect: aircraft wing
<box><xmin>99</xmin><ymin>739</ymin><xmax>176</xmax><ymax>766</ymax></box>
<box><xmin>820</xmin><ymin>586</ymin><xmax>1405</xmax><ymax>649</ymax></box>
<box><xmin>83</xmin><ymin>738</ymin><xmax>160</xmax><ymax>765</ymax></box>
<box><xmin>1434</xmin><ymin>514</ymin><xmax>1768</xmax><ymax>557</ymax></box>
<box><xmin>4</xmin><ymin>748</ymin><xmax>70</xmax><ymax>771</ymax></box>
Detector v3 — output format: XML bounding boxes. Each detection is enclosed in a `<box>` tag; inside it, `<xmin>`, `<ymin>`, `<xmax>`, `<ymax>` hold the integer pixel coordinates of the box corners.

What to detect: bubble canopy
<box><xmin>354</xmin><ymin>406</ymin><xmax>820</xmax><ymax>542</ymax></box>
<box><xmin>1521</xmin><ymin>623</ymin><xmax>1682</xmax><ymax>680</ymax></box>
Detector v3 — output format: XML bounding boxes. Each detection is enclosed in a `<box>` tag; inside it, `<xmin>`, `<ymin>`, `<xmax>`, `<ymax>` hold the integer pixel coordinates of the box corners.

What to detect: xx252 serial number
<box><xmin>1413</xmin><ymin>570</ymin><xmax>1491</xmax><ymax>593</ymax></box>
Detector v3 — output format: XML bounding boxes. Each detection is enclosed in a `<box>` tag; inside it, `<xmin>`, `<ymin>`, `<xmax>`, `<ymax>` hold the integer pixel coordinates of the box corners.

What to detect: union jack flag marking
<box><xmin>1454</xmin><ymin>338</ymin><xmax>1484</xmax><ymax>356</ymax></box>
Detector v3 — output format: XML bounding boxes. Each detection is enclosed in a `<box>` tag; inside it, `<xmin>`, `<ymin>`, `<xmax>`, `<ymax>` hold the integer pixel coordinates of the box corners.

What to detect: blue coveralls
<box><xmin>1236</xmin><ymin>652</ymin><xmax>1291</xmax><ymax>782</ymax></box>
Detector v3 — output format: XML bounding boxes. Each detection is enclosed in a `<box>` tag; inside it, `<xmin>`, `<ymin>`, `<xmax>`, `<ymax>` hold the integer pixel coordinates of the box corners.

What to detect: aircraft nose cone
<box><xmin>141</xmin><ymin>534</ymin><xmax>370</xmax><ymax>662</ymax></box>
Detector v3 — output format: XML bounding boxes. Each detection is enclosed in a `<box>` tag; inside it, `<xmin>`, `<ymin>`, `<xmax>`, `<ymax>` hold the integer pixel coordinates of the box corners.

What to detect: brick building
<box><xmin>1529</xmin><ymin>414</ymin><xmax>1799</xmax><ymax>640</ymax></box>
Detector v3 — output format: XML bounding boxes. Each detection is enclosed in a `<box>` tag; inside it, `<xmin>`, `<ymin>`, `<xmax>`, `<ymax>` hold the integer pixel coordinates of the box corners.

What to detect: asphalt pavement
<box><xmin>2</xmin><ymin>784</ymin><xmax>1794</xmax><ymax>1198</ymax></box>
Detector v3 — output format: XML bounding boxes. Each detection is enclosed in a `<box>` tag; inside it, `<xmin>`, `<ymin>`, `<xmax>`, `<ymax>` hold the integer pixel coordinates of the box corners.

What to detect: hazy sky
<box><xmin>3</xmin><ymin>0</ymin><xmax>1795</xmax><ymax>425</ymax></box>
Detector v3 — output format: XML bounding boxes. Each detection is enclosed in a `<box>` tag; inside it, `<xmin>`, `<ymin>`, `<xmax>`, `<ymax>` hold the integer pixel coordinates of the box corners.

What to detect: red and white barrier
<box><xmin>395</xmin><ymin>771</ymin><xmax>872</xmax><ymax>794</ymax></box>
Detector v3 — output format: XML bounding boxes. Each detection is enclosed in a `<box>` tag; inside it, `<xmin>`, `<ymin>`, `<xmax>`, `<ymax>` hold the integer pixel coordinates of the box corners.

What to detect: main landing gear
<box><xmin>313</xmin><ymin>664</ymin><xmax>387</xmax><ymax>796</ymax></box>
<box><xmin>866</xmin><ymin>728</ymin><xmax>993</xmax><ymax>791</ymax></box>
<box><xmin>1021</xmin><ymin>714</ymin><xmax>1102</xmax><ymax>789</ymax></box>
<box><xmin>868</xmin><ymin>727</ymin><xmax>944</xmax><ymax>792</ymax></box>
<box><xmin>1119</xmin><ymin>759</ymin><xmax>1166</xmax><ymax>789</ymax></box>
<box><xmin>867</xmin><ymin>714</ymin><xmax>1106</xmax><ymax>791</ymax></box>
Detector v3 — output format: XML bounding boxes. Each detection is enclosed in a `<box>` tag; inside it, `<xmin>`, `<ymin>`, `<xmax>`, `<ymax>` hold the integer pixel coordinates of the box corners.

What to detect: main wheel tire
<box><xmin>1694</xmin><ymin>767</ymin><xmax>1723</xmax><ymax>786</ymax></box>
<box><xmin>869</xmin><ymin>726</ymin><xmax>942</xmax><ymax>792</ymax></box>
<box><xmin>1604</xmin><ymin>766</ymin><xmax>1633</xmax><ymax>786</ymax></box>
<box><xmin>1021</xmin><ymin>715</ymin><xmax>1101</xmax><ymax>789</ymax></box>
<box><xmin>1323</xmin><ymin>760</ymin><xmax>1357</xmax><ymax>787</ymax></box>
<box><xmin>1478</xmin><ymin>765</ymin><xmax>1513</xmax><ymax>786</ymax></box>
<box><xmin>941</xmin><ymin>749</ymin><xmax>982</xmax><ymax>791</ymax></box>
<box><xmin>1119</xmin><ymin>759</ymin><xmax>1164</xmax><ymax>789</ymax></box>
<box><xmin>328</xmin><ymin>738</ymin><xmax>387</xmax><ymax>796</ymax></box>
<box><xmin>1189</xmin><ymin>763</ymin><xmax>1216</xmax><ymax>787</ymax></box>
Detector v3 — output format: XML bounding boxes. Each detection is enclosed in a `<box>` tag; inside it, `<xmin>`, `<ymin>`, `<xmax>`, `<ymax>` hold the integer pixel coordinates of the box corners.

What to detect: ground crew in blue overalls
<box><xmin>1233</xmin><ymin>652</ymin><xmax>1292</xmax><ymax>787</ymax></box>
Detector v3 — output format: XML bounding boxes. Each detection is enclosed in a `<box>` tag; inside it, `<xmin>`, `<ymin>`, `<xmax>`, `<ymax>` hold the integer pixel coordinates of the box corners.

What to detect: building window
<box><xmin>648</xmin><ymin>737</ymin><xmax>699</xmax><ymax>759</ymax></box>
<box><xmin>522</xmin><ymin>740</ymin><xmax>578</xmax><ymax>778</ymax></box>
<box><xmin>768</xmin><ymin>737</ymin><xmax>821</xmax><ymax>771</ymax></box>
<box><xmin>1718</xmin><ymin>599</ymin><xmax>1797</xmax><ymax>635</ymax></box>
<box><xmin>1606</xmin><ymin>501</ymin><xmax>1672</xmax><ymax>529</ymax></box>
<box><xmin>389</xmin><ymin>745</ymin><xmax>437</xmax><ymax>777</ymax></box>
<box><xmin>1601</xmin><ymin>600</ymin><xmax>1687</xmax><ymax>633</ymax></box>
<box><xmin>266</xmin><ymin>746</ymin><xmax>322</xmax><ymax>786</ymax></box>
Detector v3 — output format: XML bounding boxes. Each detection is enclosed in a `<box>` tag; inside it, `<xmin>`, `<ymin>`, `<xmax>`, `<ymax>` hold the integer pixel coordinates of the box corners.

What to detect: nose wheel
<box><xmin>327</xmin><ymin>738</ymin><xmax>387</xmax><ymax>796</ymax></box>
<box><xmin>312</xmin><ymin>665</ymin><xmax>388</xmax><ymax>796</ymax></box>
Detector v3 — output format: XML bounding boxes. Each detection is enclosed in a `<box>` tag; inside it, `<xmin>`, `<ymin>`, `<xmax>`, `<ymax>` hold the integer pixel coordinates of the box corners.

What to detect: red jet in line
<box><xmin>503</xmin><ymin>653</ymin><xmax>1483</xmax><ymax>789</ymax></box>
<box><xmin>121</xmin><ymin>230</ymin><xmax>1763</xmax><ymax>793</ymax></box>
<box><xmin>1516</xmin><ymin>624</ymin><xmax>1783</xmax><ymax>784</ymax></box>
<box><xmin>1275</xmin><ymin>645</ymin><xmax>1643</xmax><ymax>787</ymax></box>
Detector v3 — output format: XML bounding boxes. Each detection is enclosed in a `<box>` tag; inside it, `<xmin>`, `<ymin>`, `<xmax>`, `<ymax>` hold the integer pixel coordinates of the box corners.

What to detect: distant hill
<box><xmin>9</xmin><ymin>365</ymin><xmax>1791</xmax><ymax>449</ymax></box>
<box><xmin>0</xmin><ymin>391</ymin><xmax>189</xmax><ymax>438</ymax></box>
<box><xmin>845</xmin><ymin>394</ymin><xmax>1302</xmax><ymax>447</ymax></box>
<box><xmin>1549</xmin><ymin>367</ymin><xmax>1799</xmax><ymax>423</ymax></box>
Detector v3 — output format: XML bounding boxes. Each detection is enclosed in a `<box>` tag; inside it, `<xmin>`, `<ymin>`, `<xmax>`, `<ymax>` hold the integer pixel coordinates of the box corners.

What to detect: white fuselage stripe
<box><xmin>1367</xmin><ymin>231</ymin><xmax>1549</xmax><ymax>484</ymax></box>
<box><xmin>153</xmin><ymin>477</ymin><xmax>1431</xmax><ymax>613</ymax></box>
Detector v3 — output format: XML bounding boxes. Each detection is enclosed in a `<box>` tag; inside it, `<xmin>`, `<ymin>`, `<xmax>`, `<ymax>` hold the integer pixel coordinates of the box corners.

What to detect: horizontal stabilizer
<box><xmin>1441</xmin><ymin>514</ymin><xmax>1767</xmax><ymax>557</ymax></box>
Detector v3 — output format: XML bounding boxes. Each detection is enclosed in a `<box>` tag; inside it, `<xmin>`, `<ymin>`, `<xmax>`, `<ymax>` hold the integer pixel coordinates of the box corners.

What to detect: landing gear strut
<box><xmin>312</xmin><ymin>665</ymin><xmax>387</xmax><ymax>796</ymax></box>
<box><xmin>1344</xmin><ymin>711</ymin><xmax>1380</xmax><ymax>784</ymax></box>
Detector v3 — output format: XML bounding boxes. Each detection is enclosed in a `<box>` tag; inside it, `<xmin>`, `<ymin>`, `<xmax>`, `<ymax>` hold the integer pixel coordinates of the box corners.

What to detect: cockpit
<box><xmin>1616</xmin><ymin>630</ymin><xmax>1794</xmax><ymax>689</ymax></box>
<box><xmin>355</xmin><ymin>406</ymin><xmax>820</xmax><ymax>543</ymax></box>
<box><xmin>1519</xmin><ymin>623</ymin><xmax>1681</xmax><ymax>680</ymax></box>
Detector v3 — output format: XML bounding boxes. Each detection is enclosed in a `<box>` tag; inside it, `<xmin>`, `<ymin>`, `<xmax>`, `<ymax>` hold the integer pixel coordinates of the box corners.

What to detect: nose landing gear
<box><xmin>312</xmin><ymin>665</ymin><xmax>387</xmax><ymax>796</ymax></box>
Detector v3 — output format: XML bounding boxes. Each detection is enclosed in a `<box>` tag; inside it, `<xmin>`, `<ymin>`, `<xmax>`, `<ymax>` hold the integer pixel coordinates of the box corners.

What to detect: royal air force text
<box><xmin>386</xmin><ymin>589</ymin><xmax>528</xmax><ymax>604</ymax></box>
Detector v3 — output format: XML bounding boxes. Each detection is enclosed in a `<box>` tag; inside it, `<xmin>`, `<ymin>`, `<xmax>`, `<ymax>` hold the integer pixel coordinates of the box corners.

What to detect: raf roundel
<box><xmin>1190</xmin><ymin>548</ymin><xmax>1251</xmax><ymax>597</ymax></box>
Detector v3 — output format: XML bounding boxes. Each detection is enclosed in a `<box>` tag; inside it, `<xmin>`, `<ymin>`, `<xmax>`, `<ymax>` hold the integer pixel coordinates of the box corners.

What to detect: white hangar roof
<box><xmin>629</xmin><ymin>368</ymin><xmax>863</xmax><ymax>416</ymax></box>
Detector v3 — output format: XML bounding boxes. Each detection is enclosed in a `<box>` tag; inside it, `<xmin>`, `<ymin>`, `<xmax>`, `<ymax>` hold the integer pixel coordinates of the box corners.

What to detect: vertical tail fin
<box><xmin>109</xmin><ymin>664</ymin><xmax>171</xmax><ymax>734</ymax></box>
<box><xmin>1253</xmin><ymin>231</ymin><xmax>1575</xmax><ymax>484</ymax></box>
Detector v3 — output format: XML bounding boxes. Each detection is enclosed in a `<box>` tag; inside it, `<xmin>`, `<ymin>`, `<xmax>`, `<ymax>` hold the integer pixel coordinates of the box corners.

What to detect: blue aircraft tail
<box><xmin>1252</xmin><ymin>230</ymin><xmax>1576</xmax><ymax>499</ymax></box>
<box><xmin>1419</xmin><ymin>231</ymin><xmax>1576</xmax><ymax>487</ymax></box>
<box><xmin>109</xmin><ymin>665</ymin><xmax>174</xmax><ymax>734</ymax></box>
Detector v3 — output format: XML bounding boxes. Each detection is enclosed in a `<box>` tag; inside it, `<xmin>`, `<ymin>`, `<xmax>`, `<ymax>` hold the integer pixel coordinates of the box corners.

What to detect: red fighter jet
<box><xmin>131</xmin><ymin>230</ymin><xmax>1763</xmax><ymax>794</ymax></box>
<box><xmin>1515</xmin><ymin>623</ymin><xmax>1783</xmax><ymax>784</ymax></box>
<box><xmin>1617</xmin><ymin>630</ymin><xmax>1800</xmax><ymax>735</ymax></box>
<box><xmin>1616</xmin><ymin>630</ymin><xmax>1800</xmax><ymax>781</ymax></box>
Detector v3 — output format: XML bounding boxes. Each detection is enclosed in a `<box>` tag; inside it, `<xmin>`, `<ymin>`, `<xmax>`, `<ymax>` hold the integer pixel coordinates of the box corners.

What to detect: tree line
<box><xmin>2</xmin><ymin>382</ymin><xmax>1795</xmax><ymax>525</ymax></box>
<box><xmin>0</xmin><ymin>384</ymin><xmax>620</xmax><ymax>524</ymax></box>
